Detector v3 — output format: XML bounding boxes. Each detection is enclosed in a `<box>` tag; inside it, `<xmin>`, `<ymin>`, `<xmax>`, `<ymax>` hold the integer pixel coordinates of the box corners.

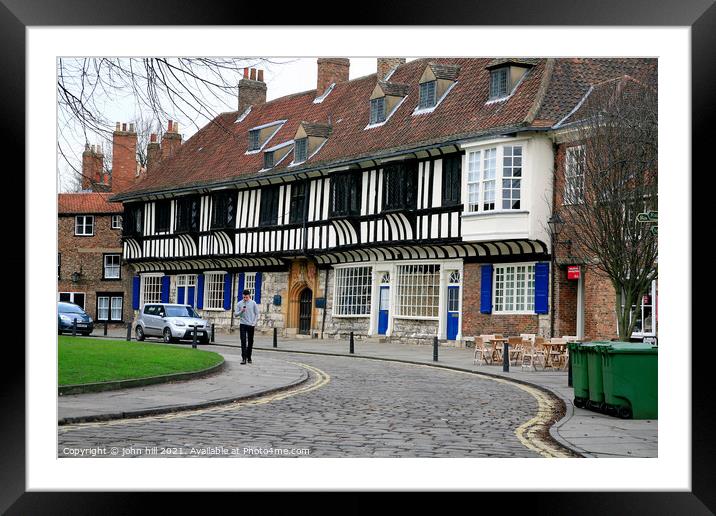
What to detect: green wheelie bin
<box><xmin>584</xmin><ymin>342</ymin><xmax>609</xmax><ymax>412</ymax></box>
<box><xmin>600</xmin><ymin>342</ymin><xmax>658</xmax><ymax>420</ymax></box>
<box><xmin>569</xmin><ymin>341</ymin><xmax>589</xmax><ymax>409</ymax></box>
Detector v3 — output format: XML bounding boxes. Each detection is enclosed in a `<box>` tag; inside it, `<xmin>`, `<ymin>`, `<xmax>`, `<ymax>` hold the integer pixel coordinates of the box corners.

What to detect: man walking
<box><xmin>235</xmin><ymin>289</ymin><xmax>260</xmax><ymax>364</ymax></box>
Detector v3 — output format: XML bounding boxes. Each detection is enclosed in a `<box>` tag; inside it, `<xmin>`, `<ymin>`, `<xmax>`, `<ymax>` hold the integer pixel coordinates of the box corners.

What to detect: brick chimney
<box><xmin>110</xmin><ymin>122</ymin><xmax>138</xmax><ymax>194</ymax></box>
<box><xmin>237</xmin><ymin>68</ymin><xmax>267</xmax><ymax>114</ymax></box>
<box><xmin>161</xmin><ymin>120</ymin><xmax>183</xmax><ymax>161</ymax></box>
<box><xmin>377</xmin><ymin>58</ymin><xmax>406</xmax><ymax>80</ymax></box>
<box><xmin>317</xmin><ymin>58</ymin><xmax>350</xmax><ymax>96</ymax></box>
<box><xmin>81</xmin><ymin>143</ymin><xmax>105</xmax><ymax>191</ymax></box>
<box><xmin>146</xmin><ymin>132</ymin><xmax>161</xmax><ymax>175</ymax></box>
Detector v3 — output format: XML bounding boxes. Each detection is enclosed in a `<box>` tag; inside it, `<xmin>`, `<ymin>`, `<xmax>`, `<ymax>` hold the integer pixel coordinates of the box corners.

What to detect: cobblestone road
<box><xmin>58</xmin><ymin>349</ymin><xmax>565</xmax><ymax>458</ymax></box>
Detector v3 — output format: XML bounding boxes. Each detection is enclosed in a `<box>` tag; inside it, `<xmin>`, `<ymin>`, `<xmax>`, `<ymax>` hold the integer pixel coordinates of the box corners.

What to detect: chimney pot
<box><xmin>174</xmin><ymin>122</ymin><xmax>179</xmax><ymax>133</ymax></box>
<box><xmin>122</xmin><ymin>123</ymin><xmax>127</xmax><ymax>132</ymax></box>
<box><xmin>129</xmin><ymin>123</ymin><xmax>135</xmax><ymax>133</ymax></box>
<box><xmin>250</xmin><ymin>68</ymin><xmax>256</xmax><ymax>80</ymax></box>
<box><xmin>168</xmin><ymin>120</ymin><xmax>173</xmax><ymax>132</ymax></box>
<box><xmin>150</xmin><ymin>133</ymin><xmax>157</xmax><ymax>142</ymax></box>
<box><xmin>244</xmin><ymin>68</ymin><xmax>249</xmax><ymax>79</ymax></box>
<box><xmin>115</xmin><ymin>122</ymin><xmax>121</xmax><ymax>131</ymax></box>
<box><xmin>258</xmin><ymin>69</ymin><xmax>264</xmax><ymax>82</ymax></box>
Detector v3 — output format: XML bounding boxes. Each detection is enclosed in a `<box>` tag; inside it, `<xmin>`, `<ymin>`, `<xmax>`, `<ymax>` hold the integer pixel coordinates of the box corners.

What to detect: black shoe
<box><xmin>248</xmin><ymin>359</ymin><xmax>252</xmax><ymax>364</ymax></box>
<box><xmin>240</xmin><ymin>359</ymin><xmax>247</xmax><ymax>365</ymax></box>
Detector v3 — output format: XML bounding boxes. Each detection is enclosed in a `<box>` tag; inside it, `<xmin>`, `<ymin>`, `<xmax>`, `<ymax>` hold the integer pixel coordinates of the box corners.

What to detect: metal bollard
<box><xmin>103</xmin><ymin>321</ymin><xmax>108</xmax><ymax>336</ymax></box>
<box><xmin>191</xmin><ymin>325</ymin><xmax>198</xmax><ymax>349</ymax></box>
<box><xmin>273</xmin><ymin>327</ymin><xmax>277</xmax><ymax>348</ymax></box>
<box><xmin>72</xmin><ymin>318</ymin><xmax>77</xmax><ymax>336</ymax></box>
<box><xmin>503</xmin><ymin>341</ymin><xmax>510</xmax><ymax>372</ymax></box>
<box><xmin>433</xmin><ymin>336</ymin><xmax>438</xmax><ymax>362</ymax></box>
<box><xmin>126</xmin><ymin>322</ymin><xmax>132</xmax><ymax>341</ymax></box>
<box><xmin>568</xmin><ymin>356</ymin><xmax>573</xmax><ymax>387</ymax></box>
<box><xmin>211</xmin><ymin>324</ymin><xmax>215</xmax><ymax>343</ymax></box>
<box><xmin>349</xmin><ymin>332</ymin><xmax>354</xmax><ymax>354</ymax></box>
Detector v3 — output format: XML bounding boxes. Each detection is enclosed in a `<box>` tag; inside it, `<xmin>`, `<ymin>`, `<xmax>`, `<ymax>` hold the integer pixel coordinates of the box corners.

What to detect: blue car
<box><xmin>58</xmin><ymin>302</ymin><xmax>94</xmax><ymax>335</ymax></box>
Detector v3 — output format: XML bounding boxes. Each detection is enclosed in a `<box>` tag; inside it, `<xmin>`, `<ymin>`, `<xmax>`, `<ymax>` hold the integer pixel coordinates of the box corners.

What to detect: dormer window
<box><xmin>246</xmin><ymin>120</ymin><xmax>286</xmax><ymax>154</ymax></box>
<box><xmin>414</xmin><ymin>63</ymin><xmax>460</xmax><ymax>115</ymax></box>
<box><xmin>370</xmin><ymin>97</ymin><xmax>386</xmax><ymax>124</ymax></box>
<box><xmin>294</xmin><ymin>138</ymin><xmax>308</xmax><ymax>163</ymax></box>
<box><xmin>264</xmin><ymin>151</ymin><xmax>274</xmax><ymax>169</ymax></box>
<box><xmin>419</xmin><ymin>80</ymin><xmax>437</xmax><ymax>109</ymax></box>
<box><xmin>292</xmin><ymin>122</ymin><xmax>331</xmax><ymax>165</ymax></box>
<box><xmin>489</xmin><ymin>68</ymin><xmax>509</xmax><ymax>99</ymax></box>
<box><xmin>248</xmin><ymin>129</ymin><xmax>260</xmax><ymax>151</ymax></box>
<box><xmin>485</xmin><ymin>59</ymin><xmax>535</xmax><ymax>102</ymax></box>
<box><xmin>367</xmin><ymin>81</ymin><xmax>409</xmax><ymax>128</ymax></box>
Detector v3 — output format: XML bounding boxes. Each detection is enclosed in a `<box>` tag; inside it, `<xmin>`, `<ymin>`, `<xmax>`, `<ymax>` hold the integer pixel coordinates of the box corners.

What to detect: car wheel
<box><xmin>163</xmin><ymin>328</ymin><xmax>175</xmax><ymax>343</ymax></box>
<box><xmin>81</xmin><ymin>332</ymin><xmax>91</xmax><ymax>336</ymax></box>
<box><xmin>200</xmin><ymin>335</ymin><xmax>210</xmax><ymax>344</ymax></box>
<box><xmin>136</xmin><ymin>326</ymin><xmax>145</xmax><ymax>341</ymax></box>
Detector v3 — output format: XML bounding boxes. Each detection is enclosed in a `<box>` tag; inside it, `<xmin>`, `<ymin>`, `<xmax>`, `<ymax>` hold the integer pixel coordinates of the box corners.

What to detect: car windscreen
<box><xmin>165</xmin><ymin>306</ymin><xmax>199</xmax><ymax>318</ymax></box>
<box><xmin>59</xmin><ymin>304</ymin><xmax>84</xmax><ymax>314</ymax></box>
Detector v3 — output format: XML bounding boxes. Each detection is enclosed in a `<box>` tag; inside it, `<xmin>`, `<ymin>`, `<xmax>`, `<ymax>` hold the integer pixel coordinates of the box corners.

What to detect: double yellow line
<box><xmin>59</xmin><ymin>361</ymin><xmax>330</xmax><ymax>432</ymax></box>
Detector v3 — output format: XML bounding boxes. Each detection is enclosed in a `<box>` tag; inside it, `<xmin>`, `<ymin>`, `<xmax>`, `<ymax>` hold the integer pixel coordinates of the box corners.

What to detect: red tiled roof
<box><xmin>58</xmin><ymin>192</ymin><xmax>124</xmax><ymax>214</ymax></box>
<box><xmin>113</xmin><ymin>58</ymin><xmax>656</xmax><ymax>199</ymax></box>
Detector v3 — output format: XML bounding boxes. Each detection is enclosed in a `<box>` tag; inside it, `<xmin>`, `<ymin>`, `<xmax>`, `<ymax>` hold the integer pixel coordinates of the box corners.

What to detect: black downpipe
<box><xmin>321</xmin><ymin>268</ymin><xmax>329</xmax><ymax>339</ymax></box>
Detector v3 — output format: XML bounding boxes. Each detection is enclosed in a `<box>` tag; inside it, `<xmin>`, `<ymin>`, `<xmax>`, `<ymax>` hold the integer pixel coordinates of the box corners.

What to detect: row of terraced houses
<box><xmin>58</xmin><ymin>57</ymin><xmax>658</xmax><ymax>343</ymax></box>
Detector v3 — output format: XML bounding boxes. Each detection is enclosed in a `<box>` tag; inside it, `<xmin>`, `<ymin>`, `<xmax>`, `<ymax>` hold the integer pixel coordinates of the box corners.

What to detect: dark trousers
<box><xmin>239</xmin><ymin>324</ymin><xmax>255</xmax><ymax>360</ymax></box>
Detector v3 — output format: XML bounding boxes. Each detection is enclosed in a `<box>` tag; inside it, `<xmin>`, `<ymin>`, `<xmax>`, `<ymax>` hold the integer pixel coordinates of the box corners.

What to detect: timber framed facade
<box><xmin>111</xmin><ymin>57</ymin><xmax>657</xmax><ymax>342</ymax></box>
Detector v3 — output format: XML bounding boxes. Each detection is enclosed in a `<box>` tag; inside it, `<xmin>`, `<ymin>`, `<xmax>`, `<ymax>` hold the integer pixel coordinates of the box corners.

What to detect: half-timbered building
<box><xmin>111</xmin><ymin>57</ymin><xmax>657</xmax><ymax>343</ymax></box>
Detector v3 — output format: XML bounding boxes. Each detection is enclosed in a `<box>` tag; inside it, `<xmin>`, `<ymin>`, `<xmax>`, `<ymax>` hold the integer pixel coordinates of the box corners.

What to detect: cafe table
<box><xmin>488</xmin><ymin>337</ymin><xmax>509</xmax><ymax>363</ymax></box>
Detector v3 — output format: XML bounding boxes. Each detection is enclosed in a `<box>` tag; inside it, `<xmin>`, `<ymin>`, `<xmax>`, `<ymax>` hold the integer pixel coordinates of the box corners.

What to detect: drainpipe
<box><xmin>321</xmin><ymin>268</ymin><xmax>329</xmax><ymax>339</ymax></box>
<box><xmin>550</xmin><ymin>142</ymin><xmax>557</xmax><ymax>339</ymax></box>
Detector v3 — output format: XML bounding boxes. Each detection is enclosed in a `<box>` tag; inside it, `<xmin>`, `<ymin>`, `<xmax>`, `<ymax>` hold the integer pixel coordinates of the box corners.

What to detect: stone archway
<box><xmin>284</xmin><ymin>259</ymin><xmax>320</xmax><ymax>336</ymax></box>
<box><xmin>287</xmin><ymin>280</ymin><xmax>311</xmax><ymax>331</ymax></box>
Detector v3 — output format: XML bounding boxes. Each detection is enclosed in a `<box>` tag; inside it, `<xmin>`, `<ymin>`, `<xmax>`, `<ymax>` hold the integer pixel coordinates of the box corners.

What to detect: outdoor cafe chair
<box><xmin>507</xmin><ymin>336</ymin><xmax>524</xmax><ymax>366</ymax></box>
<box><xmin>473</xmin><ymin>335</ymin><xmax>494</xmax><ymax>366</ymax></box>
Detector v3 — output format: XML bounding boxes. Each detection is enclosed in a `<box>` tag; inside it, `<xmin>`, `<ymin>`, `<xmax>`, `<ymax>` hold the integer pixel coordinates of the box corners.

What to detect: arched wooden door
<box><xmin>299</xmin><ymin>288</ymin><xmax>313</xmax><ymax>335</ymax></box>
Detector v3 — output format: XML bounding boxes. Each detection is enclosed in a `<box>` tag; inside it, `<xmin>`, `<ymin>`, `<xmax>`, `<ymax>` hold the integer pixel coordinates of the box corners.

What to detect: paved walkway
<box><xmin>58</xmin><ymin>353</ymin><xmax>308</xmax><ymax>424</ymax></box>
<box><xmin>64</xmin><ymin>329</ymin><xmax>657</xmax><ymax>458</ymax></box>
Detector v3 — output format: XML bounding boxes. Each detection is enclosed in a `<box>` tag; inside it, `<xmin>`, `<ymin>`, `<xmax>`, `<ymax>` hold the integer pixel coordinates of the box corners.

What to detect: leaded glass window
<box><xmin>370</xmin><ymin>97</ymin><xmax>386</xmax><ymax>124</ymax></box>
<box><xmin>419</xmin><ymin>81</ymin><xmax>437</xmax><ymax>109</ymax></box>
<box><xmin>395</xmin><ymin>264</ymin><xmax>440</xmax><ymax>318</ymax></box>
<box><xmin>334</xmin><ymin>266</ymin><xmax>373</xmax><ymax>316</ymax></box>
<box><xmin>502</xmin><ymin>146</ymin><xmax>522</xmax><ymax>210</ymax></box>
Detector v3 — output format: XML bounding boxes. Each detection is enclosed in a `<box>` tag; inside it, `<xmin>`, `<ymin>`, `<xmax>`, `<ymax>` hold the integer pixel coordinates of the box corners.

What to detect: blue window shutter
<box><xmin>160</xmin><ymin>276</ymin><xmax>170</xmax><ymax>303</ymax></box>
<box><xmin>535</xmin><ymin>262</ymin><xmax>550</xmax><ymax>314</ymax></box>
<box><xmin>132</xmin><ymin>276</ymin><xmax>141</xmax><ymax>310</ymax></box>
<box><xmin>237</xmin><ymin>273</ymin><xmax>245</xmax><ymax>302</ymax></box>
<box><xmin>254</xmin><ymin>272</ymin><xmax>262</xmax><ymax>304</ymax></box>
<box><xmin>197</xmin><ymin>274</ymin><xmax>204</xmax><ymax>309</ymax></box>
<box><xmin>223</xmin><ymin>273</ymin><xmax>233</xmax><ymax>310</ymax></box>
<box><xmin>480</xmin><ymin>265</ymin><xmax>493</xmax><ymax>314</ymax></box>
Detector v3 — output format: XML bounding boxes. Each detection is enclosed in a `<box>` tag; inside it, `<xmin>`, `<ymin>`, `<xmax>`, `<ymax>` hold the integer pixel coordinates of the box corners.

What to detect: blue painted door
<box><xmin>447</xmin><ymin>286</ymin><xmax>460</xmax><ymax>341</ymax></box>
<box><xmin>177</xmin><ymin>286</ymin><xmax>185</xmax><ymax>305</ymax></box>
<box><xmin>378</xmin><ymin>286</ymin><xmax>390</xmax><ymax>335</ymax></box>
<box><xmin>187</xmin><ymin>286</ymin><xmax>196</xmax><ymax>308</ymax></box>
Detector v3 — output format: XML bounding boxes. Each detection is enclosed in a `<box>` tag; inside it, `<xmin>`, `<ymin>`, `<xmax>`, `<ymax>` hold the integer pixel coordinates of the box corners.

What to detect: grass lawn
<box><xmin>58</xmin><ymin>336</ymin><xmax>223</xmax><ymax>386</ymax></box>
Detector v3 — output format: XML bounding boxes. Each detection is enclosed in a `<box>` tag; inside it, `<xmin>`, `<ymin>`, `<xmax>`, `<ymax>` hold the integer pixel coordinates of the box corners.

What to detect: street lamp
<box><xmin>71</xmin><ymin>265</ymin><xmax>83</xmax><ymax>283</ymax></box>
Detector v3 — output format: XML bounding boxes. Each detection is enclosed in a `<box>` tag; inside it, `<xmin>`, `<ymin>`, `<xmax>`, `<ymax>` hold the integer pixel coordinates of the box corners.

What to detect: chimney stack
<box><xmin>146</xmin><ymin>132</ymin><xmax>161</xmax><ymax>176</ymax></box>
<box><xmin>377</xmin><ymin>58</ymin><xmax>406</xmax><ymax>80</ymax></box>
<box><xmin>237</xmin><ymin>67</ymin><xmax>267</xmax><ymax>114</ymax></box>
<box><xmin>110</xmin><ymin>121</ymin><xmax>138</xmax><ymax>194</ymax></box>
<box><xmin>161</xmin><ymin>119</ymin><xmax>183</xmax><ymax>161</ymax></box>
<box><xmin>317</xmin><ymin>58</ymin><xmax>350</xmax><ymax>96</ymax></box>
<box><xmin>81</xmin><ymin>143</ymin><xmax>105</xmax><ymax>191</ymax></box>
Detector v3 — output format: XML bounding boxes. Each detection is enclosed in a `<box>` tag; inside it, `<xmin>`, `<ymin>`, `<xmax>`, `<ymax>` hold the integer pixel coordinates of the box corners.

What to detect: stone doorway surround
<box><xmin>285</xmin><ymin>259</ymin><xmax>319</xmax><ymax>336</ymax></box>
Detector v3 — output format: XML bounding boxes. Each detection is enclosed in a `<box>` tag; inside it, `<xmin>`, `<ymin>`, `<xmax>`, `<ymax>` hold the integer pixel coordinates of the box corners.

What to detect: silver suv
<box><xmin>135</xmin><ymin>303</ymin><xmax>210</xmax><ymax>344</ymax></box>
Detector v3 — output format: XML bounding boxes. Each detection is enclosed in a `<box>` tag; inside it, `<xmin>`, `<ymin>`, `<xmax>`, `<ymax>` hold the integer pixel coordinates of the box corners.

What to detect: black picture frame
<box><xmin>7</xmin><ymin>0</ymin><xmax>710</xmax><ymax>512</ymax></box>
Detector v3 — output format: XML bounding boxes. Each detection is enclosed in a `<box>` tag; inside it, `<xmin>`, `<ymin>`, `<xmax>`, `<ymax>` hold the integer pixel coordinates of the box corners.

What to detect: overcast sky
<box><xmin>58</xmin><ymin>57</ymin><xmax>413</xmax><ymax>192</ymax></box>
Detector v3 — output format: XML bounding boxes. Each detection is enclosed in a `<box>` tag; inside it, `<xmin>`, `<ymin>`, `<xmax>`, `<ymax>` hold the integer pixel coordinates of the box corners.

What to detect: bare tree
<box><xmin>57</xmin><ymin>57</ymin><xmax>283</xmax><ymax>188</ymax></box>
<box><xmin>553</xmin><ymin>76</ymin><xmax>658</xmax><ymax>340</ymax></box>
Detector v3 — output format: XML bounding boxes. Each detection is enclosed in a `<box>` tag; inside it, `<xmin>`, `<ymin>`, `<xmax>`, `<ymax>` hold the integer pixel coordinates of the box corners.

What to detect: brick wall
<box><xmin>554</xmin><ymin>265</ymin><xmax>578</xmax><ymax>337</ymax></box>
<box><xmin>583</xmin><ymin>266</ymin><xmax>619</xmax><ymax>341</ymax></box>
<box><xmin>58</xmin><ymin>214</ymin><xmax>133</xmax><ymax>324</ymax></box>
<box><xmin>462</xmin><ymin>262</ymin><xmax>541</xmax><ymax>337</ymax></box>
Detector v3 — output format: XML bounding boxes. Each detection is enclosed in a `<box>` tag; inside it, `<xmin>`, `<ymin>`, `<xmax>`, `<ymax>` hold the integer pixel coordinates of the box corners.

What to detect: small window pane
<box><xmin>249</xmin><ymin>130</ymin><xmax>260</xmax><ymax>151</ymax></box>
<box><xmin>419</xmin><ymin>81</ymin><xmax>436</xmax><ymax>109</ymax></box>
<box><xmin>370</xmin><ymin>97</ymin><xmax>386</xmax><ymax>124</ymax></box>
<box><xmin>295</xmin><ymin>138</ymin><xmax>308</xmax><ymax>163</ymax></box>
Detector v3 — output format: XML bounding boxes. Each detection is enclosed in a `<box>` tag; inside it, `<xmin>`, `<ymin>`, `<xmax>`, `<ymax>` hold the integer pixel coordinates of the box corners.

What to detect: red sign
<box><xmin>567</xmin><ymin>265</ymin><xmax>581</xmax><ymax>280</ymax></box>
